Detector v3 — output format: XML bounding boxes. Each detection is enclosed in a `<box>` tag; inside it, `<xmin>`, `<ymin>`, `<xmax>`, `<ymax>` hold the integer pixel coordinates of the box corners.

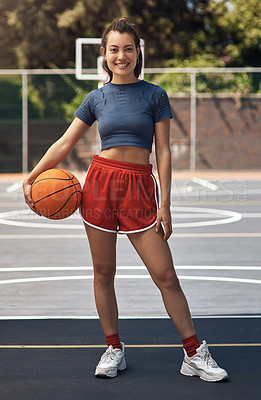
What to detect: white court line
<box><xmin>0</xmin><ymin>211</ymin><xmax>258</xmax><ymax>220</ymax></box>
<box><xmin>171</xmin><ymin>187</ymin><xmax>193</xmax><ymax>194</ymax></box>
<box><xmin>0</xmin><ymin>275</ymin><xmax>260</xmax><ymax>285</ymax></box>
<box><xmin>4</xmin><ymin>182</ymin><xmax>261</xmax><ymax>196</ymax></box>
<box><xmin>241</xmin><ymin>213</ymin><xmax>261</xmax><ymax>218</ymax></box>
<box><xmin>5</xmin><ymin>181</ymin><xmax>22</xmax><ymax>193</ymax></box>
<box><xmin>172</xmin><ymin>214</ymin><xmax>226</xmax><ymax>218</ymax></box>
<box><xmin>173</xmin><ymin>188</ymin><xmax>261</xmax><ymax>196</ymax></box>
<box><xmin>170</xmin><ymin>207</ymin><xmax>241</xmax><ymax>227</ymax></box>
<box><xmin>0</xmin><ymin>265</ymin><xmax>261</xmax><ymax>272</ymax></box>
<box><xmin>1</xmin><ymin>233</ymin><xmax>261</xmax><ymax>239</ymax></box>
<box><xmin>175</xmin><ymin>213</ymin><xmax>261</xmax><ymax>218</ymax></box>
<box><xmin>0</xmin><ymin>315</ymin><xmax>260</xmax><ymax>320</ymax></box>
<box><xmin>0</xmin><ymin>207</ymin><xmax>242</xmax><ymax>229</ymax></box>
<box><xmin>192</xmin><ymin>177</ymin><xmax>218</xmax><ymax>191</ymax></box>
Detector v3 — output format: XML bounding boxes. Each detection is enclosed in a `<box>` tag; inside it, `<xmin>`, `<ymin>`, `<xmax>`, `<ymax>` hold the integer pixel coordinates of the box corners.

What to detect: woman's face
<box><xmin>101</xmin><ymin>30</ymin><xmax>140</xmax><ymax>83</ymax></box>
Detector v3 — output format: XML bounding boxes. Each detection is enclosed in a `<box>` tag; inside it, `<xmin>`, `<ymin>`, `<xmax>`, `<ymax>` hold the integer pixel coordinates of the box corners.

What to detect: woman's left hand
<box><xmin>155</xmin><ymin>206</ymin><xmax>172</xmax><ymax>240</ymax></box>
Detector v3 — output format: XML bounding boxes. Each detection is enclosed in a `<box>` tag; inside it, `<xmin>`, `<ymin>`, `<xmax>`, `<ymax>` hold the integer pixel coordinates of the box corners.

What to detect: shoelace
<box><xmin>199</xmin><ymin>341</ymin><xmax>218</xmax><ymax>368</ymax></box>
<box><xmin>100</xmin><ymin>346</ymin><xmax>118</xmax><ymax>363</ymax></box>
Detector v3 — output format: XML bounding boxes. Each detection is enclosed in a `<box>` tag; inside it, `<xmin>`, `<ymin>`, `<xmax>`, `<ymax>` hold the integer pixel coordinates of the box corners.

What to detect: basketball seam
<box><xmin>59</xmin><ymin>169</ymin><xmax>81</xmax><ymax>215</ymax></box>
<box><xmin>48</xmin><ymin>189</ymin><xmax>82</xmax><ymax>218</ymax></box>
<box><xmin>33</xmin><ymin>183</ymin><xmax>81</xmax><ymax>204</ymax></box>
<box><xmin>32</xmin><ymin>177</ymin><xmax>73</xmax><ymax>186</ymax></box>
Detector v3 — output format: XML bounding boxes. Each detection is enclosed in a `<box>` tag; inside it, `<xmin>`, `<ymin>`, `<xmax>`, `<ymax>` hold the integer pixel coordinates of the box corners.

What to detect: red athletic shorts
<box><xmin>80</xmin><ymin>155</ymin><xmax>159</xmax><ymax>234</ymax></box>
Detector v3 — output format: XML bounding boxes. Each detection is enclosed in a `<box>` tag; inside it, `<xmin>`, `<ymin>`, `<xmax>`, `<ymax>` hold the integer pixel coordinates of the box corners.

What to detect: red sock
<box><xmin>105</xmin><ymin>333</ymin><xmax>122</xmax><ymax>350</ymax></box>
<box><xmin>182</xmin><ymin>334</ymin><xmax>201</xmax><ymax>357</ymax></box>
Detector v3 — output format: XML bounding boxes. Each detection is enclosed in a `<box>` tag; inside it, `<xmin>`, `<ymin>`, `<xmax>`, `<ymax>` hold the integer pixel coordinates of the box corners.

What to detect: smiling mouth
<box><xmin>115</xmin><ymin>63</ymin><xmax>129</xmax><ymax>67</ymax></box>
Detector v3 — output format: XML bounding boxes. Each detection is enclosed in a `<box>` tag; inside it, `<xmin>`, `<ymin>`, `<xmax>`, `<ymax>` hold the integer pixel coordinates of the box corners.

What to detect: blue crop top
<box><xmin>74</xmin><ymin>80</ymin><xmax>173</xmax><ymax>152</ymax></box>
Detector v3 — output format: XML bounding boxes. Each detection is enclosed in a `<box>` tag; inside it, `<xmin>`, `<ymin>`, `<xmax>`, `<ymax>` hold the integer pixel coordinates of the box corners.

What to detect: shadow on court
<box><xmin>0</xmin><ymin>318</ymin><xmax>260</xmax><ymax>400</ymax></box>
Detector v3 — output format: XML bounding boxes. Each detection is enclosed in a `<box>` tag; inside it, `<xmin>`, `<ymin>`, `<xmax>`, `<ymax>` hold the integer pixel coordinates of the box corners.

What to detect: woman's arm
<box><xmin>154</xmin><ymin>118</ymin><xmax>172</xmax><ymax>240</ymax></box>
<box><xmin>23</xmin><ymin>117</ymin><xmax>89</xmax><ymax>213</ymax></box>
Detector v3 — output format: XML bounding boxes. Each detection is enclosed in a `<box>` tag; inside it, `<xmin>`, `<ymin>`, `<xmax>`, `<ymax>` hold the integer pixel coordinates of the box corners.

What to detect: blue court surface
<box><xmin>0</xmin><ymin>172</ymin><xmax>260</xmax><ymax>399</ymax></box>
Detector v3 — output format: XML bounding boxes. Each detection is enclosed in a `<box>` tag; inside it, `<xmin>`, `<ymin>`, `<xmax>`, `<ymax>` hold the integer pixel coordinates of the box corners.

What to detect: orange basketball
<box><xmin>31</xmin><ymin>169</ymin><xmax>82</xmax><ymax>220</ymax></box>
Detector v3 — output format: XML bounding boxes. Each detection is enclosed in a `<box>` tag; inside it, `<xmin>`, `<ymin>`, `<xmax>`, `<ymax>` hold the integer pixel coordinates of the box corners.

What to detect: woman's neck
<box><xmin>111</xmin><ymin>75</ymin><xmax>140</xmax><ymax>85</ymax></box>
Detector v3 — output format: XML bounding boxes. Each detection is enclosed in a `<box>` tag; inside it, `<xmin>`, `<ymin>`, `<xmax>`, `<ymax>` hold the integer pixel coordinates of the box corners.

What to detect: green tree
<box><xmin>4</xmin><ymin>0</ymin><xmax>129</xmax><ymax>69</ymax></box>
<box><xmin>6</xmin><ymin>0</ymin><xmax>74</xmax><ymax>68</ymax></box>
<box><xmin>150</xmin><ymin>55</ymin><xmax>255</xmax><ymax>94</ymax></box>
<box><xmin>129</xmin><ymin>0</ymin><xmax>220</xmax><ymax>65</ymax></box>
<box><xmin>215</xmin><ymin>0</ymin><xmax>261</xmax><ymax>66</ymax></box>
<box><xmin>1</xmin><ymin>0</ymin><xmax>260</xmax><ymax>121</ymax></box>
<box><xmin>1</xmin><ymin>0</ymin><xmax>260</xmax><ymax>69</ymax></box>
<box><xmin>0</xmin><ymin>0</ymin><xmax>19</xmax><ymax>67</ymax></box>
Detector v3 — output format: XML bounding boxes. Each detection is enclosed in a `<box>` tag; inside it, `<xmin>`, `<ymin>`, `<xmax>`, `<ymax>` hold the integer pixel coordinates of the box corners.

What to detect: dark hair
<box><xmin>101</xmin><ymin>17</ymin><xmax>142</xmax><ymax>82</ymax></box>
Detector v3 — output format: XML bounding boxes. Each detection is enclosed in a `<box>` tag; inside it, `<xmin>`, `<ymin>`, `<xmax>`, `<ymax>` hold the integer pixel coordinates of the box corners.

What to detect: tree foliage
<box><xmin>2</xmin><ymin>0</ymin><xmax>129</xmax><ymax>68</ymax></box>
<box><xmin>5</xmin><ymin>0</ymin><xmax>77</xmax><ymax>68</ymax></box>
<box><xmin>0</xmin><ymin>0</ymin><xmax>260</xmax><ymax>69</ymax></box>
<box><xmin>216</xmin><ymin>0</ymin><xmax>261</xmax><ymax>66</ymax></box>
<box><xmin>0</xmin><ymin>0</ymin><xmax>260</xmax><ymax>120</ymax></box>
<box><xmin>0</xmin><ymin>0</ymin><xmax>19</xmax><ymax>67</ymax></box>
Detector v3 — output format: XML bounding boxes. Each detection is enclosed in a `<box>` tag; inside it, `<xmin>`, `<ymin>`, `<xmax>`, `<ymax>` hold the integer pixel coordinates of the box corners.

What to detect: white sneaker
<box><xmin>180</xmin><ymin>340</ymin><xmax>228</xmax><ymax>382</ymax></box>
<box><xmin>95</xmin><ymin>342</ymin><xmax>126</xmax><ymax>378</ymax></box>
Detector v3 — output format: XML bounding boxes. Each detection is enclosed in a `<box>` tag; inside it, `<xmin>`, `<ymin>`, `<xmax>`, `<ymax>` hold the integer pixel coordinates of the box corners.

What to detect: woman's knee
<box><xmin>93</xmin><ymin>262</ymin><xmax>116</xmax><ymax>286</ymax></box>
<box><xmin>153</xmin><ymin>268</ymin><xmax>181</xmax><ymax>291</ymax></box>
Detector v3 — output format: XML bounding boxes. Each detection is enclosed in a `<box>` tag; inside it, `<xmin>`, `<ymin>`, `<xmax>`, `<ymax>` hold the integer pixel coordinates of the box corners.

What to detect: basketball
<box><xmin>31</xmin><ymin>169</ymin><xmax>82</xmax><ymax>220</ymax></box>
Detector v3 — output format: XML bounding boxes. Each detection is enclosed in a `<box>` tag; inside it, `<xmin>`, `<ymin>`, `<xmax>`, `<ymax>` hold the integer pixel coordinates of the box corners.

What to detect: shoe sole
<box><xmin>180</xmin><ymin>362</ymin><xmax>228</xmax><ymax>382</ymax></box>
<box><xmin>95</xmin><ymin>357</ymin><xmax>126</xmax><ymax>378</ymax></box>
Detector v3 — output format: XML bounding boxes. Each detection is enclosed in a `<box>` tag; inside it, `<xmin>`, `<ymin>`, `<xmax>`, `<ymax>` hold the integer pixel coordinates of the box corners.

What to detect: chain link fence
<box><xmin>0</xmin><ymin>68</ymin><xmax>261</xmax><ymax>173</ymax></box>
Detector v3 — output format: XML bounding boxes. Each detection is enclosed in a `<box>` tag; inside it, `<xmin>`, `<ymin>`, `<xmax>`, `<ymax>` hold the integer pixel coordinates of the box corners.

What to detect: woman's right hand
<box><xmin>23</xmin><ymin>178</ymin><xmax>41</xmax><ymax>216</ymax></box>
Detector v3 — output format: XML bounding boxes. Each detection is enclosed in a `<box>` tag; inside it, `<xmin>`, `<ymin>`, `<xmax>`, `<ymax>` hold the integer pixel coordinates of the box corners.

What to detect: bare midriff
<box><xmin>99</xmin><ymin>145</ymin><xmax>150</xmax><ymax>165</ymax></box>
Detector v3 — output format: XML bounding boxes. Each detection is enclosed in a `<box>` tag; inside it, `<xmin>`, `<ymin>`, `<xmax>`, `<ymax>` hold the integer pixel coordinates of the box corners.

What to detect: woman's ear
<box><xmin>101</xmin><ymin>47</ymin><xmax>106</xmax><ymax>59</ymax></box>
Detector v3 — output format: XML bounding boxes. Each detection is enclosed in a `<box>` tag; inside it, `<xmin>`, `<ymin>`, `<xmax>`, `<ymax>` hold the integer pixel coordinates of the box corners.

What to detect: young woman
<box><xmin>23</xmin><ymin>18</ymin><xmax>228</xmax><ymax>382</ymax></box>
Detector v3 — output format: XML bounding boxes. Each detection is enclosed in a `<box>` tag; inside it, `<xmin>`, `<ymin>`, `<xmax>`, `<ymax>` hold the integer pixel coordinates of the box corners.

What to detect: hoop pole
<box><xmin>22</xmin><ymin>71</ymin><xmax>28</xmax><ymax>173</ymax></box>
<box><xmin>190</xmin><ymin>72</ymin><xmax>196</xmax><ymax>171</ymax></box>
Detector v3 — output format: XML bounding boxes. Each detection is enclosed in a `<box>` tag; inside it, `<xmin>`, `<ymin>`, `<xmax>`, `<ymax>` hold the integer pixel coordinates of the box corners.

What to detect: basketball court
<box><xmin>0</xmin><ymin>171</ymin><xmax>260</xmax><ymax>399</ymax></box>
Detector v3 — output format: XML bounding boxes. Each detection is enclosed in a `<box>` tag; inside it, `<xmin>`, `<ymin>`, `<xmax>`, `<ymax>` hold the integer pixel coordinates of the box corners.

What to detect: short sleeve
<box><xmin>74</xmin><ymin>90</ymin><xmax>96</xmax><ymax>126</ymax></box>
<box><xmin>152</xmin><ymin>86</ymin><xmax>173</xmax><ymax>123</ymax></box>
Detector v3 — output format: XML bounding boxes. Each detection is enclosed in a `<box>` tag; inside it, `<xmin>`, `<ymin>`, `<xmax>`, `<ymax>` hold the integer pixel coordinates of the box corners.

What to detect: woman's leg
<box><xmin>84</xmin><ymin>223</ymin><xmax>118</xmax><ymax>336</ymax></box>
<box><xmin>127</xmin><ymin>226</ymin><xmax>196</xmax><ymax>340</ymax></box>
